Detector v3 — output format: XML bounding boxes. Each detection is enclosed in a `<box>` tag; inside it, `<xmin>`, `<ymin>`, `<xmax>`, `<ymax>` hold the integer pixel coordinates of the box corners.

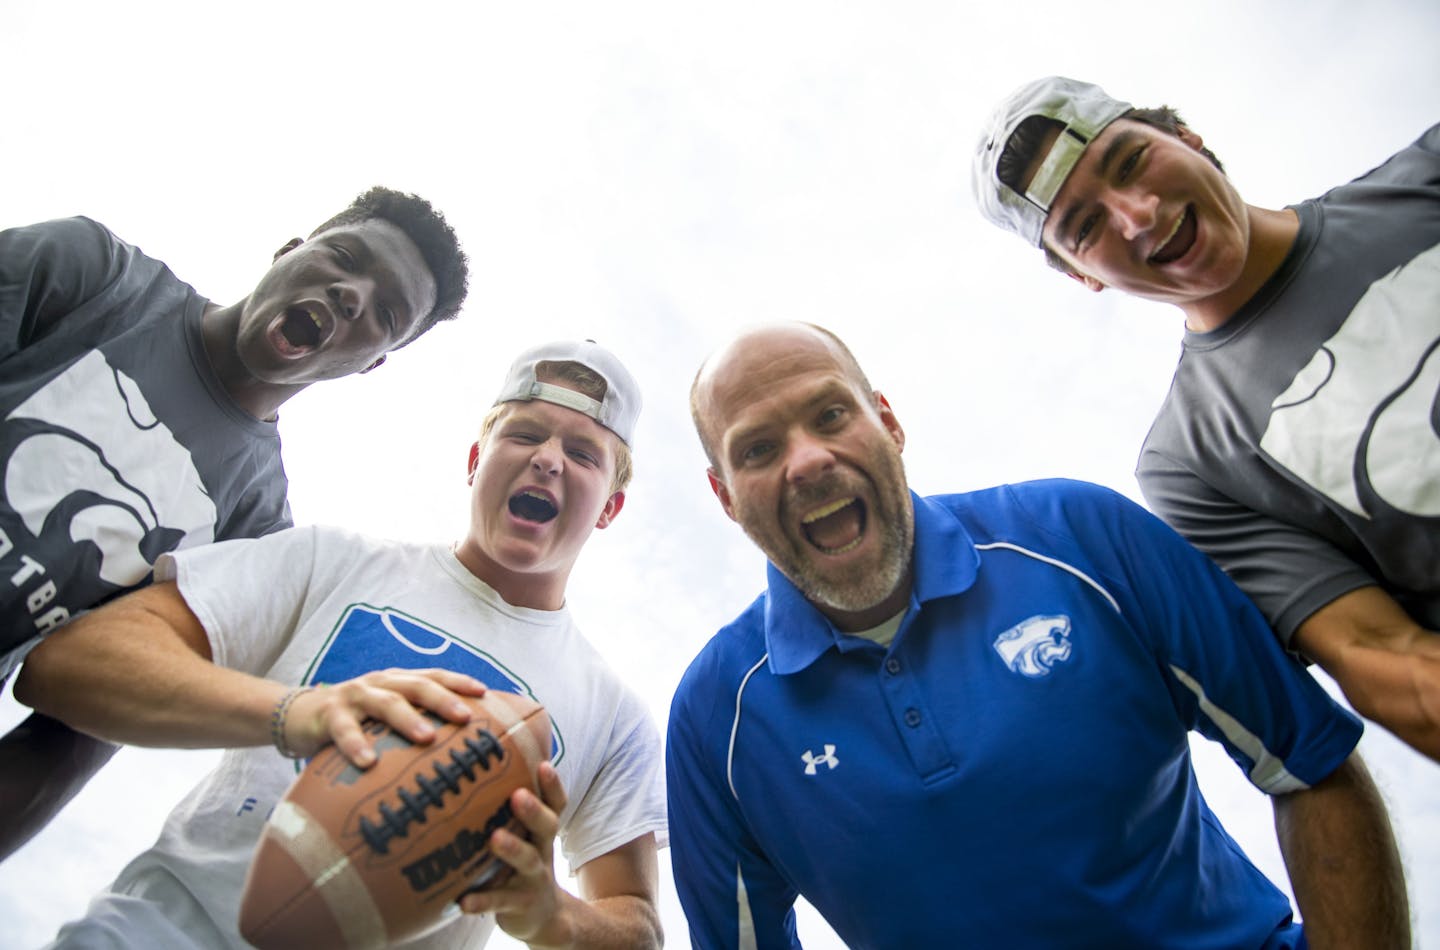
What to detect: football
<box><xmin>238</xmin><ymin>689</ymin><xmax>551</xmax><ymax>950</ymax></box>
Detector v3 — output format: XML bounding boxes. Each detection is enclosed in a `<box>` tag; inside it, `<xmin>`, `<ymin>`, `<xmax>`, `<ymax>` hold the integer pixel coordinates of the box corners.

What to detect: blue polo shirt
<box><xmin>667</xmin><ymin>480</ymin><xmax>1359</xmax><ymax>949</ymax></box>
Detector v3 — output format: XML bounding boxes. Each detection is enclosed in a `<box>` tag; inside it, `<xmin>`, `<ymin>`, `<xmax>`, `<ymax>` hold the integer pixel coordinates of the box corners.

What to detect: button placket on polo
<box><xmin>878</xmin><ymin>645</ymin><xmax>952</xmax><ymax>779</ymax></box>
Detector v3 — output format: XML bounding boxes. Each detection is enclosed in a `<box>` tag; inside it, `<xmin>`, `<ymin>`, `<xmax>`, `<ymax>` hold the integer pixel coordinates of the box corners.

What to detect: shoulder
<box><xmin>1325</xmin><ymin>123</ymin><xmax>1440</xmax><ymax>196</ymax></box>
<box><xmin>168</xmin><ymin>524</ymin><xmax>404</xmax><ymax>572</ymax></box>
<box><xmin>1</xmin><ymin>216</ymin><xmax>126</xmax><ymax>262</ymax></box>
<box><xmin>1405</xmin><ymin>122</ymin><xmax>1440</xmax><ymax>158</ymax></box>
<box><xmin>928</xmin><ymin>479</ymin><xmax>1140</xmax><ymax>535</ymax></box>
<box><xmin>927</xmin><ymin>481</ymin><xmax>1181</xmax><ymax>593</ymax></box>
<box><xmin>671</xmin><ymin>593</ymin><xmax>769</xmax><ymax>715</ymax></box>
<box><xmin>0</xmin><ymin>216</ymin><xmax>164</xmax><ymax>313</ymax></box>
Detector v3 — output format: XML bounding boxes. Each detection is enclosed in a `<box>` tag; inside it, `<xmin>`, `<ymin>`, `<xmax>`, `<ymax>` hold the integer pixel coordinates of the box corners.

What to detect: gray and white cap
<box><xmin>492</xmin><ymin>339</ymin><xmax>643</xmax><ymax>446</ymax></box>
<box><xmin>972</xmin><ymin>76</ymin><xmax>1132</xmax><ymax>246</ymax></box>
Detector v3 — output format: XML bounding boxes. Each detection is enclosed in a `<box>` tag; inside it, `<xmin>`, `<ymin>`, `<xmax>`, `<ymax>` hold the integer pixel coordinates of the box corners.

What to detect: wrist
<box><xmin>269</xmin><ymin>685</ymin><xmax>316</xmax><ymax>758</ymax></box>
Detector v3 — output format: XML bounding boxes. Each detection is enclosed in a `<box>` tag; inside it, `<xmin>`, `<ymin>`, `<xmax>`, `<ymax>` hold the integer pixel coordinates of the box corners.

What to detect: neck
<box><xmin>1181</xmin><ymin>205</ymin><xmax>1300</xmax><ymax>333</ymax></box>
<box><xmin>200</xmin><ymin>301</ymin><xmax>305</xmax><ymax>421</ymax></box>
<box><xmin>817</xmin><ymin>568</ymin><xmax>913</xmax><ymax>633</ymax></box>
<box><xmin>451</xmin><ymin>540</ymin><xmax>569</xmax><ymax>611</ymax></box>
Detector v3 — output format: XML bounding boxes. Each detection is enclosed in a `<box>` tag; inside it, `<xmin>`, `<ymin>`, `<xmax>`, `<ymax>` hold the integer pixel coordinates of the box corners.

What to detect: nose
<box><xmin>1109</xmin><ymin>189</ymin><xmax>1158</xmax><ymax>241</ymax></box>
<box><xmin>327</xmin><ymin>275</ymin><xmax>375</xmax><ymax>322</ymax></box>
<box><xmin>530</xmin><ymin>437</ymin><xmax>563</xmax><ymax>477</ymax></box>
<box><xmin>783</xmin><ymin>430</ymin><xmax>835</xmax><ymax>485</ymax></box>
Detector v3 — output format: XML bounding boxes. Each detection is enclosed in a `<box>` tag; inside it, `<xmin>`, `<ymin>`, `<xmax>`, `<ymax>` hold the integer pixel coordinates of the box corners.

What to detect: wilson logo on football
<box><xmin>401</xmin><ymin>802</ymin><xmax>518</xmax><ymax>893</ymax></box>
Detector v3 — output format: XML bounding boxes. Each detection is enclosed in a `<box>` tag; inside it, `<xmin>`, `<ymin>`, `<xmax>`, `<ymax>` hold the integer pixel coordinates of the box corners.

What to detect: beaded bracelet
<box><xmin>269</xmin><ymin>685</ymin><xmax>315</xmax><ymax>759</ymax></box>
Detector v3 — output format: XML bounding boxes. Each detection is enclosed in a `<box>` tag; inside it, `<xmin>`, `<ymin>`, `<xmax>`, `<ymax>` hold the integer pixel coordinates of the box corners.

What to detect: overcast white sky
<box><xmin>2</xmin><ymin>1</ymin><xmax>1438</xmax><ymax>946</ymax></box>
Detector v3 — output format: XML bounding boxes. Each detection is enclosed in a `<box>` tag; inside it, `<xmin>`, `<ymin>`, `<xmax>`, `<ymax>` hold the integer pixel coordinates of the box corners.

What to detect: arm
<box><xmin>13</xmin><ymin>582</ymin><xmax>486</xmax><ymax>766</ymax></box>
<box><xmin>1294</xmin><ymin>586</ymin><xmax>1440</xmax><ymax>762</ymax></box>
<box><xmin>1273</xmin><ymin>753</ymin><xmax>1410</xmax><ymax>949</ymax></box>
<box><xmin>0</xmin><ymin>713</ymin><xmax>116</xmax><ymax>863</ymax></box>
<box><xmin>1137</xmin><ymin>456</ymin><xmax>1440</xmax><ymax>762</ymax></box>
<box><xmin>666</xmin><ymin>667</ymin><xmax>801</xmax><ymax>950</ymax></box>
<box><xmin>459</xmin><ymin>762</ymin><xmax>662</xmax><ymax>949</ymax></box>
<box><xmin>1136</xmin><ymin>450</ymin><xmax>1379</xmax><ymax>647</ymax></box>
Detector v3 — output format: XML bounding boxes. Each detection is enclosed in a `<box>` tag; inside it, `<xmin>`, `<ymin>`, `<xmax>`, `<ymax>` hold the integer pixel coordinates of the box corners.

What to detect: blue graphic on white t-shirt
<box><xmin>310</xmin><ymin>603</ymin><xmax>562</xmax><ymax>762</ymax></box>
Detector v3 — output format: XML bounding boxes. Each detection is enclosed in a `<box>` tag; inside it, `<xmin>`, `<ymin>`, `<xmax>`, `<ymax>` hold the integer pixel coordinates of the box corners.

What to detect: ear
<box><xmin>1175</xmin><ymin>124</ymin><xmax>1205</xmax><ymax>153</ymax></box>
<box><xmin>466</xmin><ymin>442</ymin><xmax>481</xmax><ymax>484</ymax></box>
<box><xmin>359</xmin><ymin>354</ymin><xmax>387</xmax><ymax>374</ymax></box>
<box><xmin>1066</xmin><ymin>270</ymin><xmax>1105</xmax><ymax>293</ymax></box>
<box><xmin>273</xmin><ymin>237</ymin><xmax>304</xmax><ymax>262</ymax></box>
<box><xmin>707</xmin><ymin>468</ymin><xmax>738</xmax><ymax>523</ymax></box>
<box><xmin>874</xmin><ymin>392</ymin><xmax>906</xmax><ymax>454</ymax></box>
<box><xmin>595</xmin><ymin>491</ymin><xmax>626</xmax><ymax>529</ymax></box>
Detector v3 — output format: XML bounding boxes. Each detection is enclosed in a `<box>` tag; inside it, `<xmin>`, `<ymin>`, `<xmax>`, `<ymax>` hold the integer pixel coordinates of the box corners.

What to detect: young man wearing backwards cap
<box><xmin>972</xmin><ymin>76</ymin><xmax>1440</xmax><ymax>762</ymax></box>
<box><xmin>14</xmin><ymin>340</ymin><xmax>665</xmax><ymax>949</ymax></box>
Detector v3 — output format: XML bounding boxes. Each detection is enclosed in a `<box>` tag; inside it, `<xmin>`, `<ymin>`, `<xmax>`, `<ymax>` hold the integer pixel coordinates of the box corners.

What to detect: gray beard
<box><xmin>784</xmin><ymin>510</ymin><xmax>911</xmax><ymax>613</ymax></box>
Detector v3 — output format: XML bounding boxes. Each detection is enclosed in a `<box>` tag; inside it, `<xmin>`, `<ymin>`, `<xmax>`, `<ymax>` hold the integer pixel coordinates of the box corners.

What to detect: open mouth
<box><xmin>800</xmin><ymin>497</ymin><xmax>866</xmax><ymax>554</ymax></box>
<box><xmin>279</xmin><ymin>305</ymin><xmax>324</xmax><ymax>350</ymax></box>
<box><xmin>509</xmin><ymin>489</ymin><xmax>558</xmax><ymax>524</ymax></box>
<box><xmin>1149</xmin><ymin>206</ymin><xmax>1196</xmax><ymax>265</ymax></box>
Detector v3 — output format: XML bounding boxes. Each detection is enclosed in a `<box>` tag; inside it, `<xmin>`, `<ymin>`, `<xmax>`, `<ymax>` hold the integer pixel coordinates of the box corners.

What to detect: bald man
<box><xmin>666</xmin><ymin>322</ymin><xmax>1407</xmax><ymax>949</ymax></box>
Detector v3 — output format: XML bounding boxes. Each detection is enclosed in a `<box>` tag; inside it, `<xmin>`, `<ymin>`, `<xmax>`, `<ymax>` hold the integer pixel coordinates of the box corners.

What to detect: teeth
<box><xmin>1153</xmin><ymin>211</ymin><xmax>1185</xmax><ymax>260</ymax></box>
<box><xmin>802</xmin><ymin>498</ymin><xmax>853</xmax><ymax>523</ymax></box>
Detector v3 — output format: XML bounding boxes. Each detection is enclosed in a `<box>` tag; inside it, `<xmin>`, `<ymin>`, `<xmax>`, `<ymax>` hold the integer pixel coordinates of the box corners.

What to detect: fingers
<box><xmin>282</xmin><ymin>669</ymin><xmax>488</xmax><ymax>767</ymax></box>
<box><xmin>455</xmin><ymin>767</ymin><xmax>570</xmax><ymax>925</ymax></box>
<box><xmin>535</xmin><ymin>761</ymin><xmax>568</xmax><ymax>815</ymax></box>
<box><xmin>510</xmin><ymin>763</ymin><xmax>566</xmax><ymax>854</ymax></box>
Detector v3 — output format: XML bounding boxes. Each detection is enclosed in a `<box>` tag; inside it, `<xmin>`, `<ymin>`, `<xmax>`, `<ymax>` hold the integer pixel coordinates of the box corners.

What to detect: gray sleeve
<box><xmin>0</xmin><ymin>217</ymin><xmax>123</xmax><ymax>361</ymax></box>
<box><xmin>1136</xmin><ymin>447</ymin><xmax>1376</xmax><ymax>645</ymax></box>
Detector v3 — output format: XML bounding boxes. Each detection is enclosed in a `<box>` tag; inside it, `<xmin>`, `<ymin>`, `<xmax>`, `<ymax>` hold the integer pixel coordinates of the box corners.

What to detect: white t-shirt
<box><xmin>50</xmin><ymin>525</ymin><xmax>666</xmax><ymax>950</ymax></box>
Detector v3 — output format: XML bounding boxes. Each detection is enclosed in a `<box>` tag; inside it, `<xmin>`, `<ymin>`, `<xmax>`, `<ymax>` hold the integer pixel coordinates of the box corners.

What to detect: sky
<box><xmin>1</xmin><ymin>0</ymin><xmax>1438</xmax><ymax>946</ymax></box>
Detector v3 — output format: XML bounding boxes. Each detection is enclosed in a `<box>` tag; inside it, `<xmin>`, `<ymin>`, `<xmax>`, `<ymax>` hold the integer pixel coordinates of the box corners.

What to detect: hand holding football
<box><xmin>238</xmin><ymin>689</ymin><xmax>551</xmax><ymax>949</ymax></box>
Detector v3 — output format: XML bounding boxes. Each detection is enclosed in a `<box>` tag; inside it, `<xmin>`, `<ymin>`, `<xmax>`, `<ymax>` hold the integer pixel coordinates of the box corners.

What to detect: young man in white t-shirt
<box><xmin>13</xmin><ymin>340</ymin><xmax>664</xmax><ymax>950</ymax></box>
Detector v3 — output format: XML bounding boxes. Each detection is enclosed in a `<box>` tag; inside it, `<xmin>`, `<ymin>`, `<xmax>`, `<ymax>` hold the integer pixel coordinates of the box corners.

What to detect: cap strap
<box><xmin>1026</xmin><ymin>128</ymin><xmax>1088</xmax><ymax>212</ymax></box>
<box><xmin>527</xmin><ymin>381</ymin><xmax>605</xmax><ymax>422</ymax></box>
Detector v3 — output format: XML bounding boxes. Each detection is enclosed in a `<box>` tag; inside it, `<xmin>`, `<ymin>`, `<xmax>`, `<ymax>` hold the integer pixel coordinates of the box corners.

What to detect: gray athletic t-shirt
<box><xmin>1138</xmin><ymin>124</ymin><xmax>1440</xmax><ymax>643</ymax></box>
<box><xmin>0</xmin><ymin>217</ymin><xmax>291</xmax><ymax>676</ymax></box>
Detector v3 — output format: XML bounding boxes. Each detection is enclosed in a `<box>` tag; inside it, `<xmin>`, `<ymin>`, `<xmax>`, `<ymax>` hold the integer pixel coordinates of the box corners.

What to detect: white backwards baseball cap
<box><xmin>493</xmin><ymin>340</ymin><xmax>642</xmax><ymax>446</ymax></box>
<box><xmin>972</xmin><ymin>76</ymin><xmax>1132</xmax><ymax>246</ymax></box>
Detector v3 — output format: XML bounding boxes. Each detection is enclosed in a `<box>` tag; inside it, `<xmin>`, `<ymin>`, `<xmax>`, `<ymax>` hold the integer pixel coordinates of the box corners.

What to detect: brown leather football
<box><xmin>238</xmin><ymin>690</ymin><xmax>550</xmax><ymax>949</ymax></box>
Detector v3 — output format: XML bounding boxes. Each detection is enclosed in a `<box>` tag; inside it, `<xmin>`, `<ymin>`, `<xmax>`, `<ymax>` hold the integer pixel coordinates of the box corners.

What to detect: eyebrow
<box><xmin>1052</xmin><ymin>128</ymin><xmax>1143</xmax><ymax>247</ymax></box>
<box><xmin>721</xmin><ymin>378</ymin><xmax>854</xmax><ymax>457</ymax></box>
<box><xmin>328</xmin><ymin>233</ymin><xmax>415</xmax><ymax>326</ymax></box>
<box><xmin>501</xmin><ymin>408</ymin><xmax>609</xmax><ymax>455</ymax></box>
<box><xmin>1054</xmin><ymin>196</ymin><xmax>1083</xmax><ymax>247</ymax></box>
<box><xmin>1096</xmin><ymin>128</ymin><xmax>1142</xmax><ymax>179</ymax></box>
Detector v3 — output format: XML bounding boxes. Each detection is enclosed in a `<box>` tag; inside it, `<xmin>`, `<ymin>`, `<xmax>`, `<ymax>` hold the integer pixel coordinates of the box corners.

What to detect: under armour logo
<box><xmin>801</xmin><ymin>744</ymin><xmax>839</xmax><ymax>775</ymax></box>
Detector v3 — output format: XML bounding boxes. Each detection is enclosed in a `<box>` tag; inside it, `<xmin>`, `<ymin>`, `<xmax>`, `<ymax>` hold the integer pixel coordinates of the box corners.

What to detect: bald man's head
<box><xmin>690</xmin><ymin>322</ymin><xmax>873</xmax><ymax>468</ymax></box>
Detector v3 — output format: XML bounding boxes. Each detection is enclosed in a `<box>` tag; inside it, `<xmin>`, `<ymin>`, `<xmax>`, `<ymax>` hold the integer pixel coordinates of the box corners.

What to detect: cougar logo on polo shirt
<box><xmin>993</xmin><ymin>614</ymin><xmax>1073</xmax><ymax>678</ymax></box>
